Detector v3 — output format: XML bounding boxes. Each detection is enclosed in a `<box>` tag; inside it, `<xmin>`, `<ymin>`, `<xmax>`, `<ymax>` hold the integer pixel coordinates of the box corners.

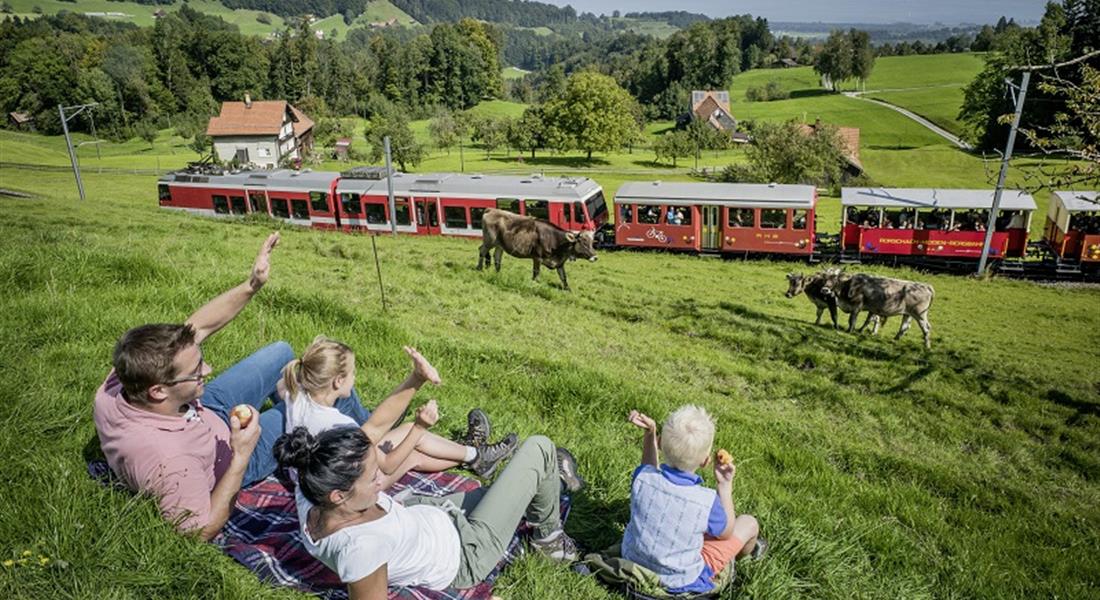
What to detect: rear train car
<box><xmin>612</xmin><ymin>181</ymin><xmax>817</xmax><ymax>255</ymax></box>
<box><xmin>1044</xmin><ymin>191</ymin><xmax>1100</xmax><ymax>265</ymax></box>
<box><xmin>840</xmin><ymin>188</ymin><xmax>1036</xmax><ymax>261</ymax></box>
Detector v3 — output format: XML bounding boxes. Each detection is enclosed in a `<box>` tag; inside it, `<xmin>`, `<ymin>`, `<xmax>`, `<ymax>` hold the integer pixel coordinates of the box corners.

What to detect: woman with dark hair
<box><xmin>275</xmin><ymin>425</ymin><xmax>579</xmax><ymax>599</ymax></box>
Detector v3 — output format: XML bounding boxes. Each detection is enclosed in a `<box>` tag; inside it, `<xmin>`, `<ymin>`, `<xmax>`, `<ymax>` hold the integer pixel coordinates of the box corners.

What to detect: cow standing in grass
<box><xmin>825</xmin><ymin>273</ymin><xmax>935</xmax><ymax>349</ymax></box>
<box><xmin>477</xmin><ymin>208</ymin><xmax>598</xmax><ymax>291</ymax></box>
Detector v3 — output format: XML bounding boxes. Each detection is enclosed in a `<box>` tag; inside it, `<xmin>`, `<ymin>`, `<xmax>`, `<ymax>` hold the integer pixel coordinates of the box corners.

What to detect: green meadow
<box><xmin>1</xmin><ymin>157</ymin><xmax>1098</xmax><ymax>599</ymax></box>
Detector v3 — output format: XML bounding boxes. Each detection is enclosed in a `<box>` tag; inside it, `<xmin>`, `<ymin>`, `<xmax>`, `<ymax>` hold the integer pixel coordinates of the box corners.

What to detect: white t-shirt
<box><xmin>295</xmin><ymin>488</ymin><xmax>462</xmax><ymax>589</ymax></box>
<box><xmin>285</xmin><ymin>390</ymin><xmax>357</xmax><ymax>436</ymax></box>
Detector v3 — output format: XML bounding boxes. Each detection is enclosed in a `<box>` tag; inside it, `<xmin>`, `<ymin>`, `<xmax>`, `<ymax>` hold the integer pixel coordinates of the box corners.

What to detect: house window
<box><xmin>212</xmin><ymin>195</ymin><xmax>229</xmax><ymax>214</ymax></box>
<box><xmin>761</xmin><ymin>209</ymin><xmax>786</xmax><ymax>229</ymax></box>
<box><xmin>525</xmin><ymin>200</ymin><xmax>549</xmax><ymax>220</ymax></box>
<box><xmin>309</xmin><ymin>191</ymin><xmax>329</xmax><ymax>212</ymax></box>
<box><xmin>291</xmin><ymin>199</ymin><xmax>310</xmax><ymax>220</ymax></box>
<box><xmin>230</xmin><ymin>196</ymin><xmax>248</xmax><ymax>214</ymax></box>
<box><xmin>496</xmin><ymin>198</ymin><xmax>520</xmax><ymax>213</ymax></box>
<box><xmin>444</xmin><ymin>206</ymin><xmax>468</xmax><ymax>228</ymax></box>
<box><xmin>341</xmin><ymin>193</ymin><xmax>361</xmax><ymax>215</ymax></box>
<box><xmin>471</xmin><ymin>207</ymin><xmax>487</xmax><ymax>229</ymax></box>
<box><xmin>728</xmin><ymin>208</ymin><xmax>754</xmax><ymax>227</ymax></box>
<box><xmin>258</xmin><ymin>147</ymin><xmax>272</xmax><ymax>158</ymax></box>
<box><xmin>365</xmin><ymin>203</ymin><xmax>387</xmax><ymax>224</ymax></box>
<box><xmin>271</xmin><ymin>198</ymin><xmax>290</xmax><ymax>218</ymax></box>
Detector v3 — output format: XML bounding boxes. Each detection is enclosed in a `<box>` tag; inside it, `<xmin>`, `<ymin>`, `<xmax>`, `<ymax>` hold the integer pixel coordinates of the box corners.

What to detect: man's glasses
<box><xmin>164</xmin><ymin>349</ymin><xmax>210</xmax><ymax>386</ymax></box>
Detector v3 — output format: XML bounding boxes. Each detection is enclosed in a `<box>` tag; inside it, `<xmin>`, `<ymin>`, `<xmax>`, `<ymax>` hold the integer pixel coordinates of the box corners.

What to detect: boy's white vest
<box><xmin>621</xmin><ymin>466</ymin><xmax>717</xmax><ymax>589</ymax></box>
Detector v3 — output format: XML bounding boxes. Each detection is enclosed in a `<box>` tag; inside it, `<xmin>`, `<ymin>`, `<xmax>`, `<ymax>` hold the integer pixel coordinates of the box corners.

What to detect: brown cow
<box><xmin>786</xmin><ymin>268</ymin><xmax>877</xmax><ymax>330</ymax></box>
<box><xmin>477</xmin><ymin>208</ymin><xmax>598</xmax><ymax>290</ymax></box>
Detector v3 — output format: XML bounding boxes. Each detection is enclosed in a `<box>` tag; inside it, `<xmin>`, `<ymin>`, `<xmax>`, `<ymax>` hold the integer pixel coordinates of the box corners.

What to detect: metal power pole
<box><xmin>977</xmin><ymin>71</ymin><xmax>1029</xmax><ymax>276</ymax></box>
<box><xmin>58</xmin><ymin>103</ymin><xmax>98</xmax><ymax>201</ymax></box>
<box><xmin>384</xmin><ymin>136</ymin><xmax>396</xmax><ymax>236</ymax></box>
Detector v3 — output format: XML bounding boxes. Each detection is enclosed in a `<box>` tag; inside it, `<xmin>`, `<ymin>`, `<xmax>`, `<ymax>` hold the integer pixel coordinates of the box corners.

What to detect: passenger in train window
<box><xmin>675</xmin><ymin>208</ymin><xmax>688</xmax><ymax>225</ymax></box>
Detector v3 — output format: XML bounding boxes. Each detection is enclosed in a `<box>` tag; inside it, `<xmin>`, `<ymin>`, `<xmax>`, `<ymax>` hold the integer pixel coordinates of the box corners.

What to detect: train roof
<box><xmin>842</xmin><ymin>188</ymin><xmax>1037</xmax><ymax>211</ymax></box>
<box><xmin>160</xmin><ymin>168</ymin><xmax>339</xmax><ymax>191</ymax></box>
<box><xmin>615</xmin><ymin>181</ymin><xmax>817</xmax><ymax>208</ymax></box>
<box><xmin>1053</xmin><ymin>191</ymin><xmax>1100</xmax><ymax>212</ymax></box>
<box><xmin>335</xmin><ymin>172</ymin><xmax>602</xmax><ymax>201</ymax></box>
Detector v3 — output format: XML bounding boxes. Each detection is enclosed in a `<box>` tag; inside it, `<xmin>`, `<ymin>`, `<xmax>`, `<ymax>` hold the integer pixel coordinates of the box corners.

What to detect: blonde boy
<box><xmin>622</xmin><ymin>406</ymin><xmax>765</xmax><ymax>594</ymax></box>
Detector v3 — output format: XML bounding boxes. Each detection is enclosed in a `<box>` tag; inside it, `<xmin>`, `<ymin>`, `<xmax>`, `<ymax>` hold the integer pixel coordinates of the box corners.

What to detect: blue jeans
<box><xmin>201</xmin><ymin>341</ymin><xmax>373</xmax><ymax>486</ymax></box>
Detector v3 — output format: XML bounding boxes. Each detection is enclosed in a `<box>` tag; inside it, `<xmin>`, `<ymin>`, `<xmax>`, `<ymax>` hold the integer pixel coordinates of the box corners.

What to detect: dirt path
<box><xmin>842</xmin><ymin>91</ymin><xmax>973</xmax><ymax>151</ymax></box>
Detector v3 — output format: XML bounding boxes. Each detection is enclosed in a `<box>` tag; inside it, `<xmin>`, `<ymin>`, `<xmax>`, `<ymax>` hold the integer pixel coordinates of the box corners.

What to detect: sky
<box><xmin>541</xmin><ymin>1</ymin><xmax>1048</xmax><ymax>25</ymax></box>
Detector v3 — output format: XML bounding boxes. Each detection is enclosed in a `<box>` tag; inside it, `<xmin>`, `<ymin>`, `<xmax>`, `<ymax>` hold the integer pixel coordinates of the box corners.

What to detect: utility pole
<box><xmin>384</xmin><ymin>136</ymin><xmax>396</xmax><ymax>236</ymax></box>
<box><xmin>58</xmin><ymin>102</ymin><xmax>99</xmax><ymax>201</ymax></box>
<box><xmin>977</xmin><ymin>71</ymin><xmax>1029</xmax><ymax>276</ymax></box>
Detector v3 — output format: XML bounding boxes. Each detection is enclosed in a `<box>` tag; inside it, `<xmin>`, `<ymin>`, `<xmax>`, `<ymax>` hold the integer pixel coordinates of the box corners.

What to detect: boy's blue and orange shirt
<box><xmin>629</xmin><ymin>462</ymin><xmax>730</xmax><ymax>590</ymax></box>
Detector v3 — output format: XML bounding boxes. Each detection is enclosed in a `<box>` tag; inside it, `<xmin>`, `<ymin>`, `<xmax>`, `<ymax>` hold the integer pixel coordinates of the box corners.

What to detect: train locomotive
<box><xmin>157</xmin><ymin>165</ymin><xmax>1099</xmax><ymax>278</ymax></box>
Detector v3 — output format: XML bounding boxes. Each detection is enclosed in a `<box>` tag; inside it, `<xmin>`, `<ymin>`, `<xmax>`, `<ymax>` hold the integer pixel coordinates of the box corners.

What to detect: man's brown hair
<box><xmin>113</xmin><ymin>324</ymin><xmax>196</xmax><ymax>404</ymax></box>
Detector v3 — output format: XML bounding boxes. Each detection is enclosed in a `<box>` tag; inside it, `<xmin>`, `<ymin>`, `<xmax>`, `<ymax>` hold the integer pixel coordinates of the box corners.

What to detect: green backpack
<box><xmin>581</xmin><ymin>544</ymin><xmax>734</xmax><ymax>600</ymax></box>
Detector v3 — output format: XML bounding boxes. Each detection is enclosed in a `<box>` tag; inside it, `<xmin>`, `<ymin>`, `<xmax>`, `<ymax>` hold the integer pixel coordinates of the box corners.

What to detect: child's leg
<box><xmin>701</xmin><ymin>514</ymin><xmax>759</xmax><ymax>574</ymax></box>
<box><xmin>380</xmin><ymin>424</ymin><xmax>469</xmax><ymax>463</ymax></box>
<box><xmin>379</xmin><ymin>450</ymin><xmax>459</xmax><ymax>489</ymax></box>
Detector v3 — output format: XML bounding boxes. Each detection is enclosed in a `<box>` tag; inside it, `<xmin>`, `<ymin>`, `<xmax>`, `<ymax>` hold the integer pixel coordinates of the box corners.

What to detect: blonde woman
<box><xmin>280</xmin><ymin>338</ymin><xmax>517</xmax><ymax>487</ymax></box>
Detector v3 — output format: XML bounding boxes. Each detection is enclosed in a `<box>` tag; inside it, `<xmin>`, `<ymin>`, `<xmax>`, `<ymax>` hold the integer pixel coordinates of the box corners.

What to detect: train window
<box><xmin>365</xmin><ymin>203</ymin><xmax>386</xmax><ymax>224</ymax></box>
<box><xmin>341</xmin><ymin>193</ymin><xmax>361</xmax><ymax>215</ymax></box>
<box><xmin>271</xmin><ymin>198</ymin><xmax>290</xmax><ymax>219</ymax></box>
<box><xmin>158</xmin><ymin>184</ymin><xmax>171</xmax><ymax>202</ymax></box>
<box><xmin>471</xmin><ymin>207</ymin><xmax>487</xmax><ymax>230</ymax></box>
<box><xmin>761</xmin><ymin>209</ymin><xmax>786</xmax><ymax>229</ymax></box>
<box><xmin>638</xmin><ymin>204</ymin><xmax>661</xmax><ymax>224</ymax></box>
<box><xmin>674</xmin><ymin>207</ymin><xmax>692</xmax><ymax>225</ymax></box>
<box><xmin>212</xmin><ymin>195</ymin><xmax>229</xmax><ymax>214</ymax></box>
<box><xmin>394</xmin><ymin>201</ymin><xmax>411</xmax><ymax>226</ymax></box>
<box><xmin>996</xmin><ymin>210</ymin><xmax>1027</xmax><ymax>231</ymax></box>
<box><xmin>496</xmin><ymin>198</ymin><xmax>520</xmax><ymax>213</ymax></box>
<box><xmin>525</xmin><ymin>200</ymin><xmax>549</xmax><ymax>220</ymax></box>
<box><xmin>916</xmin><ymin>209</ymin><xmax>946</xmax><ymax>230</ymax></box>
<box><xmin>619</xmin><ymin>204</ymin><xmax>633</xmax><ymax>224</ymax></box>
<box><xmin>562</xmin><ymin>204</ymin><xmax>571</xmax><ymax>224</ymax></box>
<box><xmin>728</xmin><ymin>208</ymin><xmax>754</xmax><ymax>227</ymax></box>
<box><xmin>586</xmin><ymin>192</ymin><xmax>607</xmax><ymax>222</ymax></box>
<box><xmin>573</xmin><ymin>201</ymin><xmax>587</xmax><ymax>223</ymax></box>
<box><xmin>291</xmin><ymin>199</ymin><xmax>310</xmax><ymax>220</ymax></box>
<box><xmin>444</xmin><ymin>206</ymin><xmax>468</xmax><ymax>228</ymax></box>
<box><xmin>792</xmin><ymin>210</ymin><xmax>808</xmax><ymax>230</ymax></box>
<box><xmin>249</xmin><ymin>192</ymin><xmax>268</xmax><ymax>214</ymax></box>
<box><xmin>309</xmin><ymin>192</ymin><xmax>329</xmax><ymax>213</ymax></box>
<box><xmin>230</xmin><ymin>196</ymin><xmax>248</xmax><ymax>214</ymax></box>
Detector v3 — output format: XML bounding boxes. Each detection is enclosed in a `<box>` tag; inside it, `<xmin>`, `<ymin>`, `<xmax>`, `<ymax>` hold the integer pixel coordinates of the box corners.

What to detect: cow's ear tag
<box><xmin>566</xmin><ymin>232</ymin><xmax>577</xmax><ymax>242</ymax></box>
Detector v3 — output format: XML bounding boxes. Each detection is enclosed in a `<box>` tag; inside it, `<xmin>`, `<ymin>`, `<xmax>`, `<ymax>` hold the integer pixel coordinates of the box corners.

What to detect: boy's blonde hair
<box><xmin>282</xmin><ymin>336</ymin><xmax>354</xmax><ymax>399</ymax></box>
<box><xmin>661</xmin><ymin>405</ymin><xmax>715</xmax><ymax>471</ymax></box>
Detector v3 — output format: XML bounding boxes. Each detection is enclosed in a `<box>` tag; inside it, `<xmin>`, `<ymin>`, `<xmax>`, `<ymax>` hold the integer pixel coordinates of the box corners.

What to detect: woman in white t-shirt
<box><xmin>274</xmin><ymin>425</ymin><xmax>580</xmax><ymax>599</ymax></box>
<box><xmin>280</xmin><ymin>338</ymin><xmax>519</xmax><ymax>486</ymax></box>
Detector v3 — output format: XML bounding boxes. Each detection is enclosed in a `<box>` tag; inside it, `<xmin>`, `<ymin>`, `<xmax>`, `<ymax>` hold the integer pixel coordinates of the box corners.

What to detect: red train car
<box><xmin>158</xmin><ymin>169</ymin><xmax>342</xmax><ymax>229</ymax></box>
<box><xmin>158</xmin><ymin>167</ymin><xmax>608</xmax><ymax>237</ymax></box>
<box><xmin>612</xmin><ymin>181</ymin><xmax>817</xmax><ymax>255</ymax></box>
<box><xmin>333</xmin><ymin>168</ymin><xmax>607</xmax><ymax>237</ymax></box>
<box><xmin>841</xmin><ymin>188</ymin><xmax>1036</xmax><ymax>259</ymax></box>
<box><xmin>1045</xmin><ymin>191</ymin><xmax>1100</xmax><ymax>263</ymax></box>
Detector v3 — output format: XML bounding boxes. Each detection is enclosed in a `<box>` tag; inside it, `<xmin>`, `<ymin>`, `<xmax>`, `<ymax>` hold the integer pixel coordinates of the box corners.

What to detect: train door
<box><xmin>700</xmin><ymin>205</ymin><xmax>721</xmax><ymax>250</ymax></box>
<box><xmin>415</xmin><ymin>198</ymin><xmax>441</xmax><ymax>235</ymax></box>
<box><xmin>247</xmin><ymin>189</ymin><xmax>269</xmax><ymax>215</ymax></box>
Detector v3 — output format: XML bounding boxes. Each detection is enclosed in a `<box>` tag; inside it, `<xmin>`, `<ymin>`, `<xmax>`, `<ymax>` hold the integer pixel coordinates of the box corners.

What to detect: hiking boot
<box><xmin>529</xmin><ymin>529</ymin><xmax>580</xmax><ymax>564</ymax></box>
<box><xmin>460</xmin><ymin>408</ymin><xmax>491</xmax><ymax>448</ymax></box>
<box><xmin>556</xmin><ymin>446</ymin><xmax>586</xmax><ymax>493</ymax></box>
<box><xmin>750</xmin><ymin>537</ymin><xmax>769</xmax><ymax>560</ymax></box>
<box><xmin>468</xmin><ymin>433</ymin><xmax>518</xmax><ymax>478</ymax></box>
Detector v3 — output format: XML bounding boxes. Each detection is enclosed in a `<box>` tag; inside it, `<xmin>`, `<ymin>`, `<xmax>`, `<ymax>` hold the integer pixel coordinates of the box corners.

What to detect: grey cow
<box><xmin>825</xmin><ymin>273</ymin><xmax>935</xmax><ymax>349</ymax></box>
<box><xmin>786</xmin><ymin>268</ymin><xmax>877</xmax><ymax>330</ymax></box>
<box><xmin>477</xmin><ymin>208</ymin><xmax>598</xmax><ymax>290</ymax></box>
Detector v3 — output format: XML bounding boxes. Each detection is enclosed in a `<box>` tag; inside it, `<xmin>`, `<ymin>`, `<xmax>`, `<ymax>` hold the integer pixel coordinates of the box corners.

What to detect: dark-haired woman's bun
<box><xmin>273</xmin><ymin>426</ymin><xmax>317</xmax><ymax>470</ymax></box>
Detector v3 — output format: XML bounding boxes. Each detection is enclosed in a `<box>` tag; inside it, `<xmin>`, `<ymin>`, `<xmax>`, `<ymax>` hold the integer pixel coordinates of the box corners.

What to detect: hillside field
<box><xmin>0</xmin><ymin>161</ymin><xmax>1098</xmax><ymax>599</ymax></box>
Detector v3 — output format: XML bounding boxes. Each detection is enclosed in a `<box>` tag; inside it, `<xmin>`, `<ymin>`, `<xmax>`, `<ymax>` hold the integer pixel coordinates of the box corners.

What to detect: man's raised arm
<box><xmin>186</xmin><ymin>232</ymin><xmax>279</xmax><ymax>345</ymax></box>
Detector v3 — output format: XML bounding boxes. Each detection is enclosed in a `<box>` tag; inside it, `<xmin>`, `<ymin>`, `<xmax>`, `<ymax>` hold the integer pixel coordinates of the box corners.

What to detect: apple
<box><xmin>716</xmin><ymin>449</ymin><xmax>732</xmax><ymax>466</ymax></box>
<box><xmin>231</xmin><ymin>404</ymin><xmax>254</xmax><ymax>428</ymax></box>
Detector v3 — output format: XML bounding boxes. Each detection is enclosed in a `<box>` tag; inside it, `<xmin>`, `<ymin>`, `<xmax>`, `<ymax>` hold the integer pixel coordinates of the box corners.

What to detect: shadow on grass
<box><xmin>487</xmin><ymin>155</ymin><xmax>611</xmax><ymax>168</ymax></box>
<box><xmin>789</xmin><ymin>89</ymin><xmax>833</xmax><ymax>99</ymax></box>
<box><xmin>630</xmin><ymin>159</ymin><xmax>676</xmax><ymax>169</ymax></box>
<box><xmin>867</xmin><ymin>144</ymin><xmax>923</xmax><ymax>151</ymax></box>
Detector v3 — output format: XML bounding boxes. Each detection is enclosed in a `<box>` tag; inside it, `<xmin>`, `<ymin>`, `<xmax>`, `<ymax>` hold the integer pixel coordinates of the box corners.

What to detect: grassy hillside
<box><xmin>1</xmin><ymin>164</ymin><xmax>1098</xmax><ymax>599</ymax></box>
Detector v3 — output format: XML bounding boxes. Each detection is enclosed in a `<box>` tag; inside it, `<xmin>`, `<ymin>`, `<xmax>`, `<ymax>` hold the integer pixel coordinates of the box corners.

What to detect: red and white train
<box><xmin>157</xmin><ymin>166</ymin><xmax>1099</xmax><ymax>277</ymax></box>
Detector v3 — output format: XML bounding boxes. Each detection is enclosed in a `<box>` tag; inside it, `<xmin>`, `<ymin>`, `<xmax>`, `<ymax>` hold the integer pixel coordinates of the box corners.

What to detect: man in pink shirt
<box><xmin>93</xmin><ymin>232</ymin><xmax>404</xmax><ymax>540</ymax></box>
